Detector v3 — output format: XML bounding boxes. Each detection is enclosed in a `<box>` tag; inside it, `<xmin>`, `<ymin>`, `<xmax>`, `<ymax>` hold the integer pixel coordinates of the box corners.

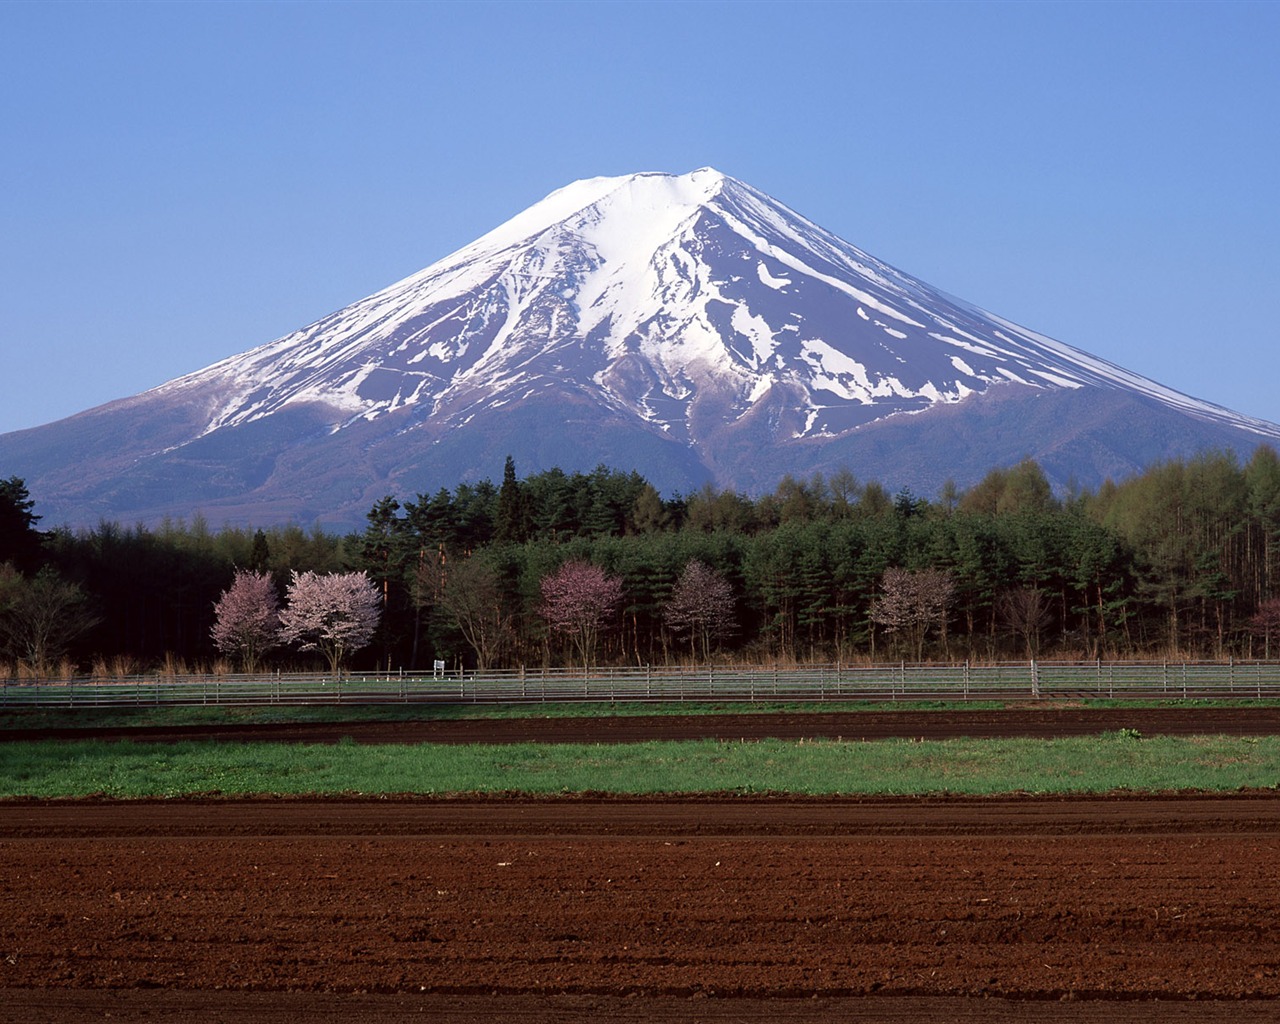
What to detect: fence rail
<box><xmin>5</xmin><ymin>661</ymin><xmax>1280</xmax><ymax>709</ymax></box>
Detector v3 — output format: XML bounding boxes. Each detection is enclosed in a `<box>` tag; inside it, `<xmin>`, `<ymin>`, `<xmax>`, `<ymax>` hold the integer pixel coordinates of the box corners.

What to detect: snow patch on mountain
<box><xmin>144</xmin><ymin>167</ymin><xmax>1280</xmax><ymax>455</ymax></box>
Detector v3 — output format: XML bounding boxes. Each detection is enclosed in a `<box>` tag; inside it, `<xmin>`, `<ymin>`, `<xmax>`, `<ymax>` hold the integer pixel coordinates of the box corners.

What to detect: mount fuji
<box><xmin>4</xmin><ymin>167</ymin><xmax>1278</xmax><ymax>528</ymax></box>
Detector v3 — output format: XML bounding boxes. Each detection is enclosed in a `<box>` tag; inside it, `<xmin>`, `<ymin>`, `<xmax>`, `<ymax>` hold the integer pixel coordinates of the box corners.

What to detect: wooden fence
<box><xmin>5</xmin><ymin>660</ymin><xmax>1280</xmax><ymax>709</ymax></box>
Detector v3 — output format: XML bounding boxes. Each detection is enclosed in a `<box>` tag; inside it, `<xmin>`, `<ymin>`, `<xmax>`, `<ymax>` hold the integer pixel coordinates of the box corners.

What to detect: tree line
<box><xmin>3</xmin><ymin>446</ymin><xmax>1280</xmax><ymax>675</ymax></box>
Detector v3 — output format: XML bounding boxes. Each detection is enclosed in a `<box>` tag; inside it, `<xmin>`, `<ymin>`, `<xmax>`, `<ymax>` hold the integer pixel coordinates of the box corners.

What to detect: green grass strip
<box><xmin>2</xmin><ymin>732</ymin><xmax>1278</xmax><ymax>798</ymax></box>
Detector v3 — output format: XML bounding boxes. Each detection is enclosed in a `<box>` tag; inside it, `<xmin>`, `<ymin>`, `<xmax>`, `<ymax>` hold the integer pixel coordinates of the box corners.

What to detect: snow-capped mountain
<box><xmin>4</xmin><ymin>168</ymin><xmax>1278</xmax><ymax>528</ymax></box>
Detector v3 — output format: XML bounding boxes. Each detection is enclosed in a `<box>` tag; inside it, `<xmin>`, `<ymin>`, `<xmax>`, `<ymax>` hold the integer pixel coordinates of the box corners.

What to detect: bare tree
<box><xmin>664</xmin><ymin>560</ymin><xmax>735</xmax><ymax>661</ymax></box>
<box><xmin>278</xmin><ymin>571</ymin><xmax>381</xmax><ymax>675</ymax></box>
<box><xmin>211</xmin><ymin>570</ymin><xmax>280</xmax><ymax>672</ymax></box>
<box><xmin>870</xmin><ymin>566</ymin><xmax>954</xmax><ymax>660</ymax></box>
<box><xmin>540</xmin><ymin>560</ymin><xmax>623</xmax><ymax>668</ymax></box>
<box><xmin>998</xmin><ymin>586</ymin><xmax>1051</xmax><ymax>659</ymax></box>
<box><xmin>0</xmin><ymin>563</ymin><xmax>99</xmax><ymax>673</ymax></box>
<box><xmin>439</xmin><ymin>555</ymin><xmax>512</xmax><ymax>670</ymax></box>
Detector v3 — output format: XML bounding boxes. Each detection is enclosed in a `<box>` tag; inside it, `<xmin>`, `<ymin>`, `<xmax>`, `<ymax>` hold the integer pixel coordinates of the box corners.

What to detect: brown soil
<box><xmin>4</xmin><ymin>708</ymin><xmax>1280</xmax><ymax>1021</ymax></box>
<box><xmin>4</xmin><ymin>796</ymin><xmax>1280</xmax><ymax>1022</ymax></box>
<box><xmin>11</xmin><ymin>704</ymin><xmax>1280</xmax><ymax>746</ymax></box>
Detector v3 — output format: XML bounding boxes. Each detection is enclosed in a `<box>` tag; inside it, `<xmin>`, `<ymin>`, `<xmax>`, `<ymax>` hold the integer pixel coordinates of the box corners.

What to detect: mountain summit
<box><xmin>4</xmin><ymin>169</ymin><xmax>1278</xmax><ymax>527</ymax></box>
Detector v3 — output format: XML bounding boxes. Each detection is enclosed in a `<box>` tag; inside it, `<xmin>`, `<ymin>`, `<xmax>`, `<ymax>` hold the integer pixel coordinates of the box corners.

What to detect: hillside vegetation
<box><xmin>3</xmin><ymin>447</ymin><xmax>1280</xmax><ymax>674</ymax></box>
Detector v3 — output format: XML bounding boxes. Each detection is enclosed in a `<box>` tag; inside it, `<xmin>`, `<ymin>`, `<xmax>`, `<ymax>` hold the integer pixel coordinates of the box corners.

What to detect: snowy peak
<box><xmin>151</xmin><ymin>168</ymin><xmax>1280</xmax><ymax>451</ymax></box>
<box><xmin>447</xmin><ymin>167</ymin><xmax>729</xmax><ymax>269</ymax></box>
<box><xmin>7</xmin><ymin>167</ymin><xmax>1280</xmax><ymax>530</ymax></box>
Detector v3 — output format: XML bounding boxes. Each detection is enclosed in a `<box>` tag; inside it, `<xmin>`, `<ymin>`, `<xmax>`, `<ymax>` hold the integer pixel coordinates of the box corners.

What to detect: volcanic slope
<box><xmin>4</xmin><ymin>168</ymin><xmax>1277</xmax><ymax>527</ymax></box>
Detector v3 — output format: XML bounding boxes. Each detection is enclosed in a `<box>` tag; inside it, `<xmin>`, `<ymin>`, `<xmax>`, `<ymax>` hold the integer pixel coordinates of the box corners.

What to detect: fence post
<box><xmin>964</xmin><ymin>659</ymin><xmax>969</xmax><ymax>701</ymax></box>
<box><xmin>1031</xmin><ymin>659</ymin><xmax>1039</xmax><ymax>699</ymax></box>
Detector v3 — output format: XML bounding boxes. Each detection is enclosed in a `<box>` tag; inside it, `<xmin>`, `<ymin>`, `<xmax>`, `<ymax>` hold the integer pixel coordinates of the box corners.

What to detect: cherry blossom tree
<box><xmin>540</xmin><ymin>560</ymin><xmax>623</xmax><ymax>668</ymax></box>
<box><xmin>664</xmin><ymin>560</ymin><xmax>735</xmax><ymax>661</ymax></box>
<box><xmin>1248</xmin><ymin>597</ymin><xmax>1280</xmax><ymax>659</ymax></box>
<box><xmin>870</xmin><ymin>566</ymin><xmax>955</xmax><ymax>660</ymax></box>
<box><xmin>278</xmin><ymin>571</ymin><xmax>381</xmax><ymax>675</ymax></box>
<box><xmin>211</xmin><ymin>569</ymin><xmax>281</xmax><ymax>672</ymax></box>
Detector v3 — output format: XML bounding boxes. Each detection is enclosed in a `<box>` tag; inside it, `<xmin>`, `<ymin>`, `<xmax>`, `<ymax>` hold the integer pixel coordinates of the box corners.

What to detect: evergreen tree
<box><xmin>494</xmin><ymin>456</ymin><xmax>531</xmax><ymax>544</ymax></box>
<box><xmin>248</xmin><ymin>530</ymin><xmax>271</xmax><ymax>573</ymax></box>
<box><xmin>0</xmin><ymin>477</ymin><xmax>43</xmax><ymax>572</ymax></box>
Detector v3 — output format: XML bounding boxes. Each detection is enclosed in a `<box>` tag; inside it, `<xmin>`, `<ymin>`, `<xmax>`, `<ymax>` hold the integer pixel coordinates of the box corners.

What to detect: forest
<box><xmin>3</xmin><ymin>444</ymin><xmax>1280</xmax><ymax>676</ymax></box>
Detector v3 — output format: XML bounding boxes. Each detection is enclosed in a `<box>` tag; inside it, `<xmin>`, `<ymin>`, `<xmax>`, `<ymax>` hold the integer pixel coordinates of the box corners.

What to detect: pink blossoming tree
<box><xmin>870</xmin><ymin>566</ymin><xmax>955</xmax><ymax>660</ymax></box>
<box><xmin>1248</xmin><ymin>597</ymin><xmax>1280</xmax><ymax>659</ymax></box>
<box><xmin>540</xmin><ymin>560</ymin><xmax>623</xmax><ymax>668</ymax></box>
<box><xmin>210</xmin><ymin>569</ymin><xmax>280</xmax><ymax>672</ymax></box>
<box><xmin>278</xmin><ymin>570</ymin><xmax>381</xmax><ymax>675</ymax></box>
<box><xmin>663</xmin><ymin>560</ymin><xmax>736</xmax><ymax>661</ymax></box>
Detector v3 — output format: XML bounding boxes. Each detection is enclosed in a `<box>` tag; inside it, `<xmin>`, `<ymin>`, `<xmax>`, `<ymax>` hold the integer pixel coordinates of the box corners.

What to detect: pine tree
<box><xmin>494</xmin><ymin>456</ymin><xmax>531</xmax><ymax>544</ymax></box>
<box><xmin>0</xmin><ymin>477</ymin><xmax>43</xmax><ymax>571</ymax></box>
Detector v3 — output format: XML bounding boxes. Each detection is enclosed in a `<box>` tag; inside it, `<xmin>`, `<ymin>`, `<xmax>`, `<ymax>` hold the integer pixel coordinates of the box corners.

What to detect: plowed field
<box><xmin>15</xmin><ymin>703</ymin><xmax>1280</xmax><ymax>746</ymax></box>
<box><xmin>3</xmin><ymin>708</ymin><xmax>1279</xmax><ymax>1020</ymax></box>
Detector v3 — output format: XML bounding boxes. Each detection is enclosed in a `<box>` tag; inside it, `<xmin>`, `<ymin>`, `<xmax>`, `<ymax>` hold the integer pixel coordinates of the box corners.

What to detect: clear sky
<box><xmin>3</xmin><ymin>0</ymin><xmax>1278</xmax><ymax>436</ymax></box>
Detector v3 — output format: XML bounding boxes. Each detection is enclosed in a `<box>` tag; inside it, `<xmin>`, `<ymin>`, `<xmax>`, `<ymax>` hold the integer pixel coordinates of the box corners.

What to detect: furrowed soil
<box><xmin>14</xmin><ymin>704</ymin><xmax>1280</xmax><ymax>745</ymax></box>
<box><xmin>3</xmin><ymin>708</ymin><xmax>1279</xmax><ymax>1021</ymax></box>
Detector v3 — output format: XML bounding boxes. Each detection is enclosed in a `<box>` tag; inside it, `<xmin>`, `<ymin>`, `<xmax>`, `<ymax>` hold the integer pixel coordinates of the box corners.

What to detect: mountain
<box><xmin>4</xmin><ymin>167</ymin><xmax>1279</xmax><ymax>529</ymax></box>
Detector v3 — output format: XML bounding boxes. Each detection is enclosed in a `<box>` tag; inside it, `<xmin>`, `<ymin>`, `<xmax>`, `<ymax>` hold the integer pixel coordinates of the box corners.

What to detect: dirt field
<box><xmin>16</xmin><ymin>703</ymin><xmax>1280</xmax><ymax>746</ymax></box>
<box><xmin>3</xmin><ymin>709</ymin><xmax>1280</xmax><ymax>1021</ymax></box>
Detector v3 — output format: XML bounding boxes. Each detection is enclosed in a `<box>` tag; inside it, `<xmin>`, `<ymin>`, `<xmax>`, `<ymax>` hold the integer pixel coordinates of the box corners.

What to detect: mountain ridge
<box><xmin>3</xmin><ymin>168</ymin><xmax>1277</xmax><ymax>528</ymax></box>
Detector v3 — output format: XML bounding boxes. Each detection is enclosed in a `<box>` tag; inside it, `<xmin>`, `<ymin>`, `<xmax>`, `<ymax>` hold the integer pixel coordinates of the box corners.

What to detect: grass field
<box><xmin>3</xmin><ymin>731</ymin><xmax>1278</xmax><ymax>799</ymax></box>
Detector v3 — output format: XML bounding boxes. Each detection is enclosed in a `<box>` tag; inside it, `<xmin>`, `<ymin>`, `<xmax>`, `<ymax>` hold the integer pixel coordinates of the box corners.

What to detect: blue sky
<box><xmin>3</xmin><ymin>0</ymin><xmax>1278</xmax><ymax>436</ymax></box>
